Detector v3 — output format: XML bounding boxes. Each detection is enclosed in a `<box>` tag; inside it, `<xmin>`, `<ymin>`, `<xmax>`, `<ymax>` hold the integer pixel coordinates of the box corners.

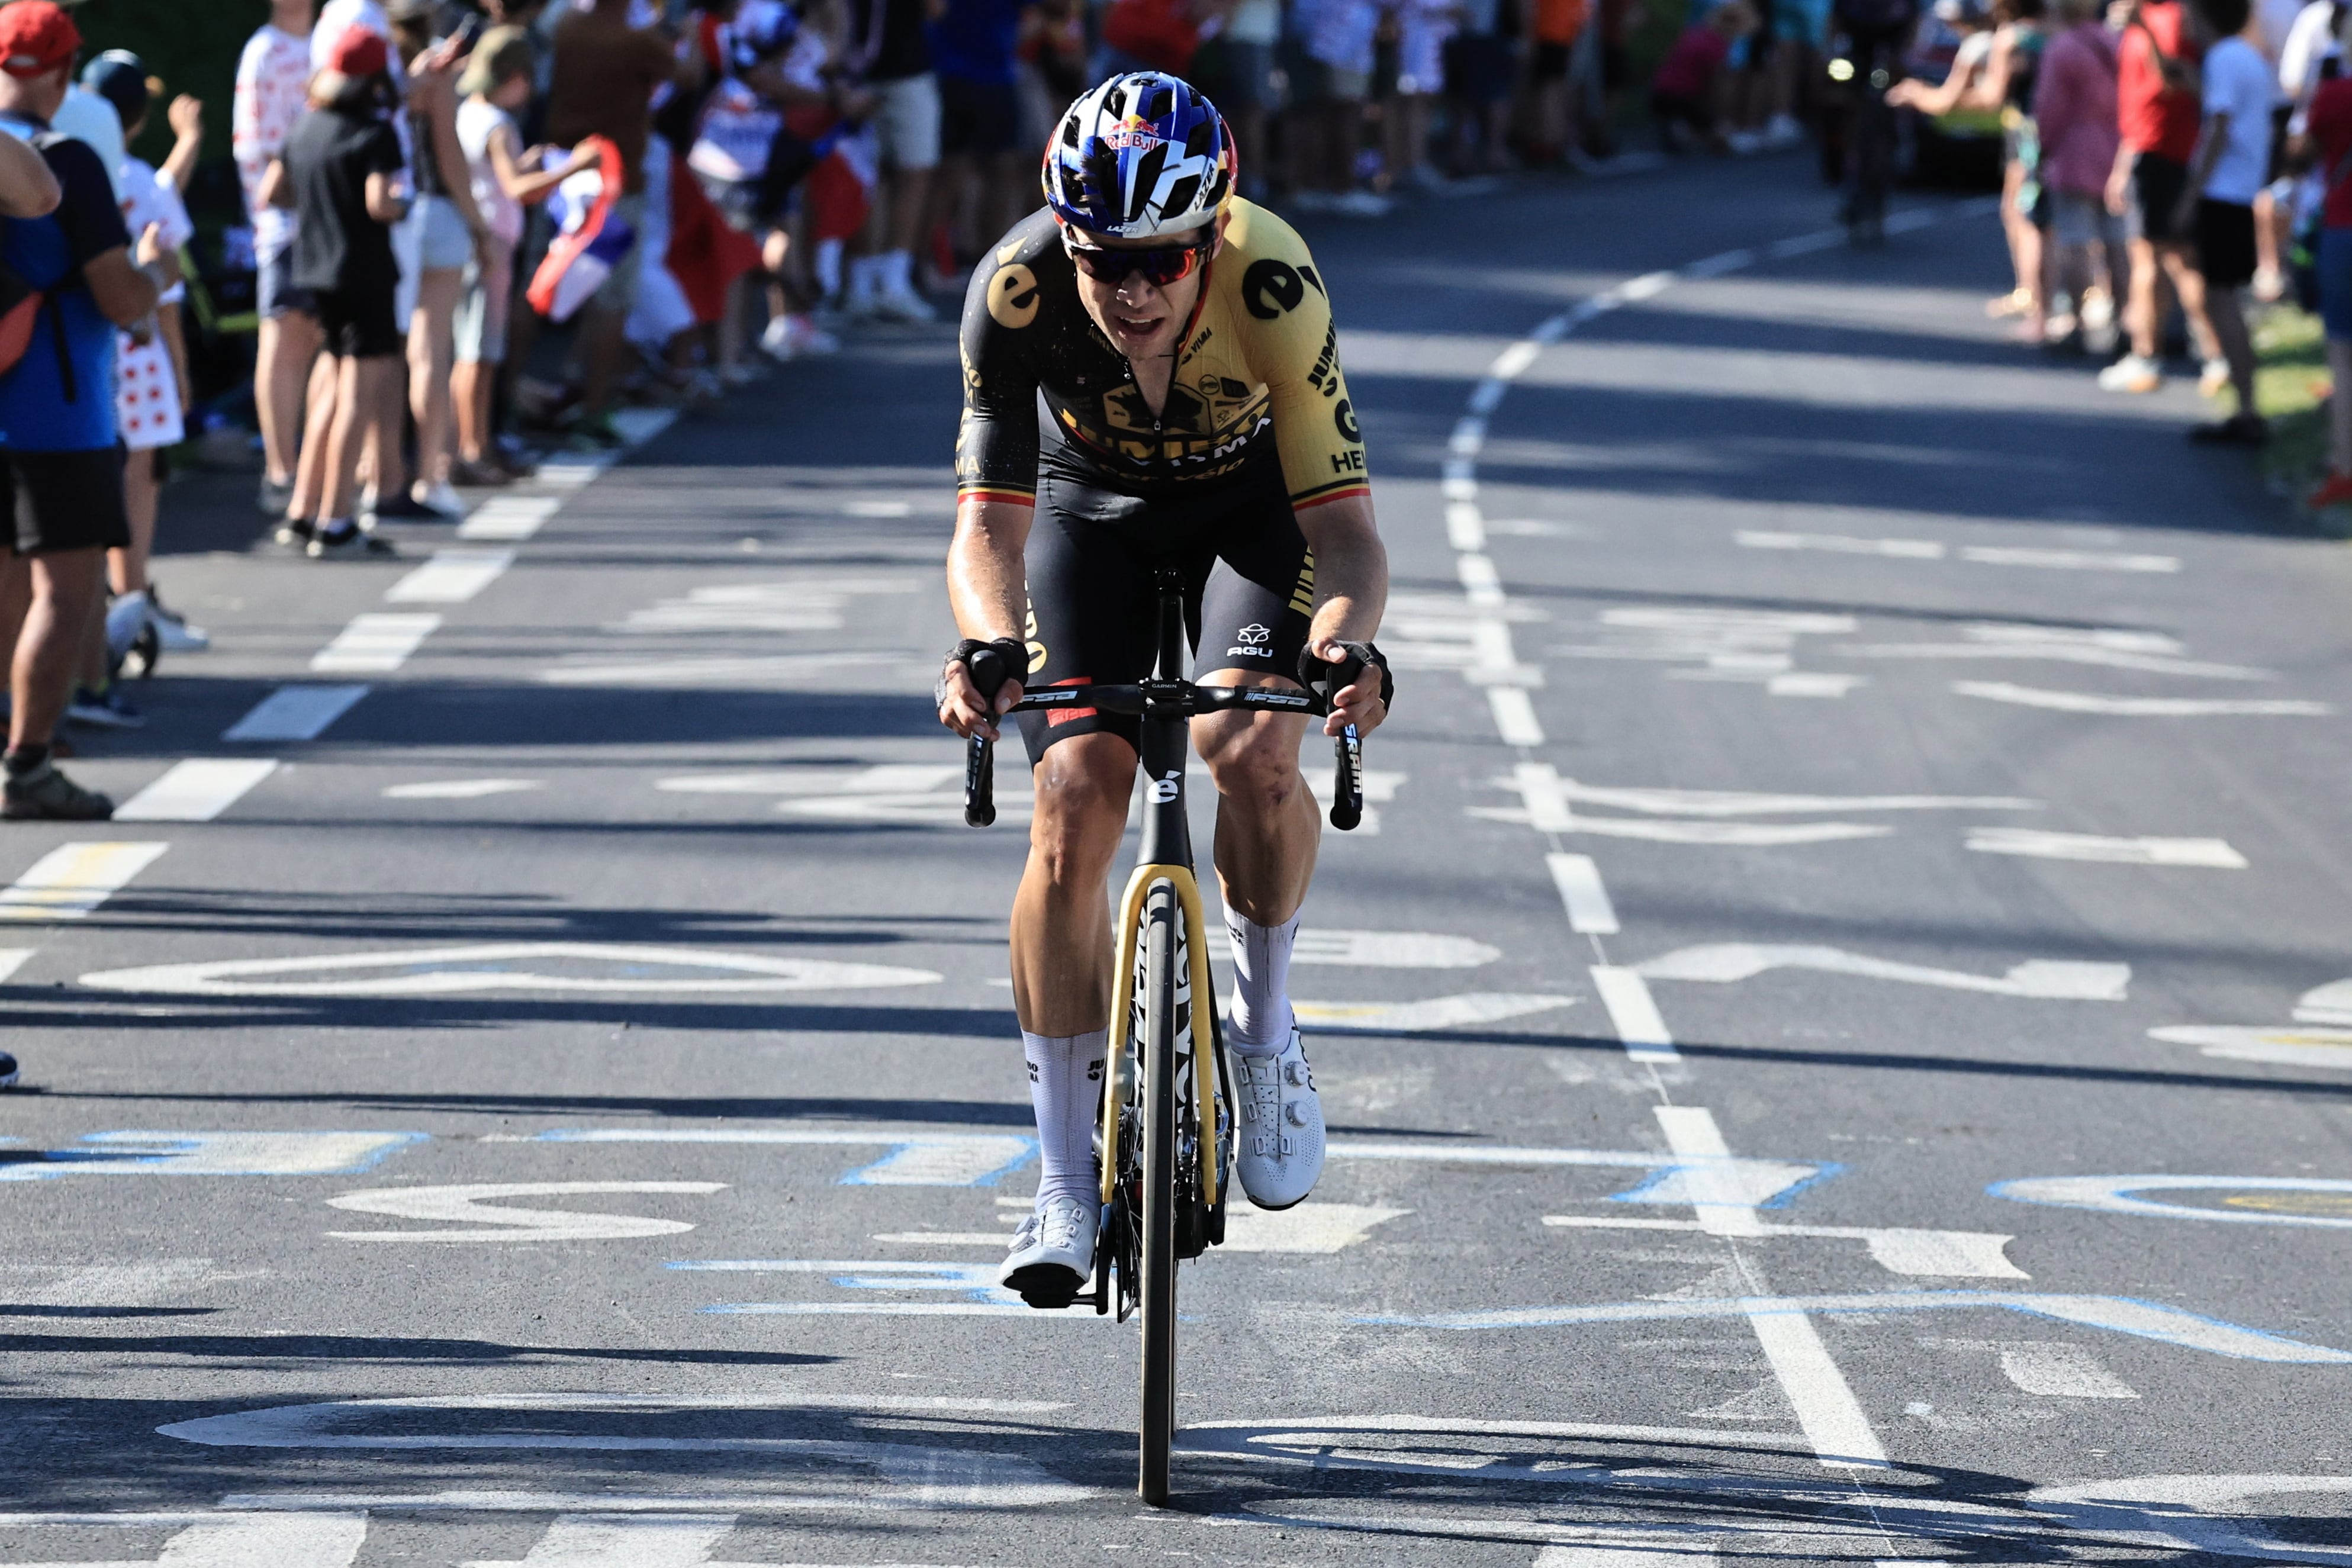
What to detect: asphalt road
<box><xmin>6</xmin><ymin>152</ymin><xmax>2352</xmax><ymax>1566</ymax></box>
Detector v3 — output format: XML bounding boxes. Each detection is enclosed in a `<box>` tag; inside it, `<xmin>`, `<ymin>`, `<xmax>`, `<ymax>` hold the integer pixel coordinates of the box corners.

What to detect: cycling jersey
<box><xmin>955</xmin><ymin>197</ymin><xmax>1371</xmax><ymax>515</ymax></box>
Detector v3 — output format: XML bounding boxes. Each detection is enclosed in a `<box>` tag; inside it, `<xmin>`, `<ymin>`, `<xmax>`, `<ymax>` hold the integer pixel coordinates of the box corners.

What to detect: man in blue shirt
<box><xmin>0</xmin><ymin>1</ymin><xmax>164</xmax><ymax>822</ymax></box>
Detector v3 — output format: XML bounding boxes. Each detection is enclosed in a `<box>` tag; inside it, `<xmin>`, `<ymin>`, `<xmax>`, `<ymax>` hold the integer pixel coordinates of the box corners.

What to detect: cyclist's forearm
<box><xmin>1296</xmin><ymin>496</ymin><xmax>1388</xmax><ymax>648</ymax></box>
<box><xmin>947</xmin><ymin>497</ymin><xmax>1035</xmax><ymax>644</ymax></box>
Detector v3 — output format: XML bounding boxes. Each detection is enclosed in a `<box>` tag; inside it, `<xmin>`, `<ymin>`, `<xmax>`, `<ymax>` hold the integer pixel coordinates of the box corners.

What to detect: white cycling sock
<box><xmin>1022</xmin><ymin>1027</ymin><xmax>1106</xmax><ymax>1211</ymax></box>
<box><xmin>1224</xmin><ymin>909</ymin><xmax>1299</xmax><ymax>1057</ymax></box>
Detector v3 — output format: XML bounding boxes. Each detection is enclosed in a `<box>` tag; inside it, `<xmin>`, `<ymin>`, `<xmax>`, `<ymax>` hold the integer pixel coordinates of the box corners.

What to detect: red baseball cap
<box><xmin>325</xmin><ymin>24</ymin><xmax>389</xmax><ymax>79</ymax></box>
<box><xmin>0</xmin><ymin>2</ymin><xmax>81</xmax><ymax>80</ymax></box>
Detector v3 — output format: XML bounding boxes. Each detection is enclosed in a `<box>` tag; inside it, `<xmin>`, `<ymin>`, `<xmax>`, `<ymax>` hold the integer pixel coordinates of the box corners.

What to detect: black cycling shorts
<box><xmin>1016</xmin><ymin>467</ymin><xmax>1315</xmax><ymax>765</ymax></box>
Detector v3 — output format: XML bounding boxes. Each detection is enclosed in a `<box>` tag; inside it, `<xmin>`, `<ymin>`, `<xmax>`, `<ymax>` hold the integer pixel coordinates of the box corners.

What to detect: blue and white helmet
<box><xmin>1042</xmin><ymin>72</ymin><xmax>1235</xmax><ymax>240</ymax></box>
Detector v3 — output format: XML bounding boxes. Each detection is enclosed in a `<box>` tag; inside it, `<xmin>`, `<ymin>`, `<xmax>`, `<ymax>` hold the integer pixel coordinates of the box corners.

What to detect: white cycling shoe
<box><xmin>998</xmin><ymin>1193</ymin><xmax>1096</xmax><ymax>1306</ymax></box>
<box><xmin>1230</xmin><ymin>1028</ymin><xmax>1324</xmax><ymax>1210</ymax></box>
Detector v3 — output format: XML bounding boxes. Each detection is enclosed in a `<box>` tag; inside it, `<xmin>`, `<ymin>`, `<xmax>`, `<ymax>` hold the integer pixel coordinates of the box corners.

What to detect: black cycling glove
<box><xmin>939</xmin><ymin>637</ymin><xmax>1030</xmax><ymax>707</ymax></box>
<box><xmin>1296</xmin><ymin>640</ymin><xmax>1394</xmax><ymax>712</ymax></box>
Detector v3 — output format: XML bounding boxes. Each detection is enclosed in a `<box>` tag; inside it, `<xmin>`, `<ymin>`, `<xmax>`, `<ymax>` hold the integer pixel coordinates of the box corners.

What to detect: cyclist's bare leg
<box><xmin>1193</xmin><ymin>669</ymin><xmax>1318</xmax><ymax>1054</ymax></box>
<box><xmin>1192</xmin><ymin>685</ymin><xmax>1320</xmax><ymax>928</ymax></box>
<box><xmin>1009</xmin><ymin>730</ymin><xmax>1136</xmax><ymax>1036</ymax></box>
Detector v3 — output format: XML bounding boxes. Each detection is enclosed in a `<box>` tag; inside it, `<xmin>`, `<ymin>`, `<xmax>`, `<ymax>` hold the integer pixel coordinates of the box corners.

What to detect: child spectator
<box><xmin>275</xmin><ymin>26</ymin><xmax>411</xmax><ymax>556</ymax></box>
<box><xmin>2174</xmin><ymin>0</ymin><xmax>2274</xmax><ymax>442</ymax></box>
<box><xmin>1651</xmin><ymin>1</ymin><xmax>1755</xmax><ymax>151</ymax></box>
<box><xmin>2035</xmin><ymin>0</ymin><xmax>2121</xmax><ymax>352</ymax></box>
<box><xmin>78</xmin><ymin>53</ymin><xmax>208</xmax><ymax>721</ymax></box>
<box><xmin>457</xmin><ymin>28</ymin><xmax>596</xmax><ymax>483</ymax></box>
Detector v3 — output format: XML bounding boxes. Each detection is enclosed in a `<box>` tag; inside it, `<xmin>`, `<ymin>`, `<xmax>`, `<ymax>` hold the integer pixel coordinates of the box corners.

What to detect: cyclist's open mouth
<box><xmin>1110</xmin><ymin>311</ymin><xmax>1167</xmax><ymax>347</ymax></box>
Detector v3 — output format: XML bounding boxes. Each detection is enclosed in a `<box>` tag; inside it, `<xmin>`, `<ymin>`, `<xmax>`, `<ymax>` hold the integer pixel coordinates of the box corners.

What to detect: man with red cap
<box><xmin>0</xmin><ymin>0</ymin><xmax>167</xmax><ymax>823</ymax></box>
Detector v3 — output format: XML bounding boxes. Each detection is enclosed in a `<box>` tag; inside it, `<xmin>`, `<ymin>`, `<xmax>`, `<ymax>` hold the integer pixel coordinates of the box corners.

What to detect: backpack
<box><xmin>0</xmin><ymin>132</ymin><xmax>80</xmax><ymax>397</ymax></box>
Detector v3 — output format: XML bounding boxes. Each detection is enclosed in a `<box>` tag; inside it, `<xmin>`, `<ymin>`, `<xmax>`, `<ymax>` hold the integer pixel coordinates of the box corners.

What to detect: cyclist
<box><xmin>935</xmin><ymin>72</ymin><xmax>1392</xmax><ymax>1305</ymax></box>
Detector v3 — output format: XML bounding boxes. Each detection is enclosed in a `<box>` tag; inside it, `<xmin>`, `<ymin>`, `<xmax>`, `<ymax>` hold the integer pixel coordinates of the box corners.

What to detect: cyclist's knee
<box><xmin>1200</xmin><ymin>727</ymin><xmax>1305</xmax><ymax>815</ymax></box>
<box><xmin>1028</xmin><ymin>735</ymin><xmax>1134</xmax><ymax>874</ymax></box>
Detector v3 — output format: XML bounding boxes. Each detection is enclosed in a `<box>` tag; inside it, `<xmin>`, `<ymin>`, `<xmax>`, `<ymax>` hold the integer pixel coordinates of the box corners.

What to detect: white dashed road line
<box><xmin>0</xmin><ymin>842</ymin><xmax>168</xmax><ymax>920</ymax></box>
<box><xmin>309</xmin><ymin>613</ymin><xmax>443</xmax><ymax>674</ymax></box>
<box><xmin>115</xmin><ymin>759</ymin><xmax>280</xmax><ymax>822</ymax></box>
<box><xmin>385</xmin><ymin>549</ymin><xmax>516</xmax><ymax>604</ymax></box>
<box><xmin>222</xmin><ymin>684</ymin><xmax>371</xmax><ymax>743</ymax></box>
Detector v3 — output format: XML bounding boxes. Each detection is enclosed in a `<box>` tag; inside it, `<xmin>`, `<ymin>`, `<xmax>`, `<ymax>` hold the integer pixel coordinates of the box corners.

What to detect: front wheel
<box><xmin>1138</xmin><ymin>878</ymin><xmax>1180</xmax><ymax>1506</ymax></box>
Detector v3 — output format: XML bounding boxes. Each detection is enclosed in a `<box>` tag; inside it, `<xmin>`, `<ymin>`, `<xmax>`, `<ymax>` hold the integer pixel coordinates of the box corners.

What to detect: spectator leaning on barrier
<box><xmin>2173</xmin><ymin>0</ymin><xmax>2273</xmax><ymax>443</ymax></box>
<box><xmin>545</xmin><ymin>0</ymin><xmax>694</xmax><ymax>447</ymax></box>
<box><xmin>2300</xmin><ymin>7</ymin><xmax>2352</xmax><ymax>504</ymax></box>
<box><xmin>2034</xmin><ymin>0</ymin><xmax>2123</xmax><ymax>351</ymax></box>
<box><xmin>275</xmin><ymin>25</ymin><xmax>411</xmax><ymax>556</ymax></box>
<box><xmin>0</xmin><ymin>1</ymin><xmax>161</xmax><ymax>822</ymax></box>
<box><xmin>2100</xmin><ymin>0</ymin><xmax>2218</xmax><ymax>395</ymax></box>
<box><xmin>237</xmin><ymin>0</ymin><xmax>321</xmax><ymax>521</ymax></box>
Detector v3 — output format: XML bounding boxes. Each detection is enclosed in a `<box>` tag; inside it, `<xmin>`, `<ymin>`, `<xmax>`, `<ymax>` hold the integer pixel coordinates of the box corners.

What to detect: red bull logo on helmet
<box><xmin>1101</xmin><ymin>114</ymin><xmax>1166</xmax><ymax>151</ymax></box>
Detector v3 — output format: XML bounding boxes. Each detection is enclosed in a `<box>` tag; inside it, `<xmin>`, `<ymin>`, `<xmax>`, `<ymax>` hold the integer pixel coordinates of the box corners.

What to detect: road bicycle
<box><xmin>959</xmin><ymin>564</ymin><xmax>1365</xmax><ymax>1505</ymax></box>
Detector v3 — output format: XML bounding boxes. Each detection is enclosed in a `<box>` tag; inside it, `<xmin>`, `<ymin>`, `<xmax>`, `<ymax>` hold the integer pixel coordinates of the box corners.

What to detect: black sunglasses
<box><xmin>1063</xmin><ymin>232</ymin><xmax>1213</xmax><ymax>287</ymax></box>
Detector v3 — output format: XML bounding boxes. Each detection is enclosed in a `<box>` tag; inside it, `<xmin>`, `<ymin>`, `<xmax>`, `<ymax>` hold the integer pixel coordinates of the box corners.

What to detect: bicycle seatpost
<box><xmin>963</xmin><ymin>646</ymin><xmax>1012</xmax><ymax>828</ymax></box>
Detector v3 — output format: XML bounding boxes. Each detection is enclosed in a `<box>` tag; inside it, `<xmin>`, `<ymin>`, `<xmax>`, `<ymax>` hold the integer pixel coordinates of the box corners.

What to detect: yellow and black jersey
<box><xmin>954</xmin><ymin>198</ymin><xmax>1370</xmax><ymax>513</ymax></box>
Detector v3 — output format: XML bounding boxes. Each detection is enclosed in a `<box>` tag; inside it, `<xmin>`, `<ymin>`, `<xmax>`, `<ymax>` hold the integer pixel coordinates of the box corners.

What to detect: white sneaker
<box><xmin>1230</xmin><ymin>1029</ymin><xmax>1324</xmax><ymax>1210</ymax></box>
<box><xmin>413</xmin><ymin>482</ymin><xmax>465</xmax><ymax>519</ymax></box>
<box><xmin>2097</xmin><ymin>353</ymin><xmax>2163</xmax><ymax>393</ymax></box>
<box><xmin>870</xmin><ymin>285</ymin><xmax>938</xmax><ymax>324</ymax></box>
<box><xmin>998</xmin><ymin>1194</ymin><xmax>1096</xmax><ymax>1304</ymax></box>
<box><xmin>1764</xmin><ymin>112</ymin><xmax>1803</xmax><ymax>148</ymax></box>
<box><xmin>1333</xmin><ymin>189</ymin><xmax>1393</xmax><ymax>217</ymax></box>
<box><xmin>2198</xmin><ymin>357</ymin><xmax>2231</xmax><ymax>398</ymax></box>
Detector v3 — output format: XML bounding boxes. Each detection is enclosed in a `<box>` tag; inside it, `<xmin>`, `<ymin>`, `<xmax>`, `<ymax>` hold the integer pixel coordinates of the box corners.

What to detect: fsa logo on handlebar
<box><xmin>1149</xmin><ymin>771</ymin><xmax>1182</xmax><ymax>804</ymax></box>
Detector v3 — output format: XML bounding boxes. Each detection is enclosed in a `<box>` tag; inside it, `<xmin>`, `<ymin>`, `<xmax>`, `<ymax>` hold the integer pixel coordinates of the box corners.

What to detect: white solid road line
<box><xmin>384</xmin><ymin>548</ymin><xmax>515</xmax><ymax>604</ymax></box>
<box><xmin>1953</xmin><ymin>681</ymin><xmax>2331</xmax><ymax>717</ymax></box>
<box><xmin>115</xmin><ymin>759</ymin><xmax>279</xmax><ymax>823</ymax></box>
<box><xmin>310</xmin><ymin>613</ymin><xmax>442</xmax><ymax>674</ymax></box>
<box><xmin>1656</xmin><ymin>1106</ymin><xmax>1888</xmax><ymax>1470</ymax></box>
<box><xmin>457</xmin><ymin>495</ymin><xmax>561</xmax><ymax>540</ymax></box>
<box><xmin>1590</xmin><ymin>965</ymin><xmax>1677</xmax><ymax>1062</ymax></box>
<box><xmin>1965</xmin><ymin>827</ymin><xmax>2247</xmax><ymax>868</ymax></box>
<box><xmin>0</xmin><ymin>947</ymin><xmax>31</xmax><ymax>982</ymax></box>
<box><xmin>223</xmin><ymin>684</ymin><xmax>370</xmax><ymax>743</ymax></box>
<box><xmin>383</xmin><ymin>778</ymin><xmax>543</xmax><ymax>800</ymax></box>
<box><xmin>1546</xmin><ymin>852</ymin><xmax>1618</xmax><ymax>934</ymax></box>
<box><xmin>0</xmin><ymin>842</ymin><xmax>168</xmax><ymax>922</ymax></box>
<box><xmin>1487</xmin><ymin>687</ymin><xmax>1545</xmax><ymax>745</ymax></box>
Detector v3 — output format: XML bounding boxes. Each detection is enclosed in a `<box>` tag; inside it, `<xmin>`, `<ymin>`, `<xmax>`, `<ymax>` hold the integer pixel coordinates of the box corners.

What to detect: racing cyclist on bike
<box><xmin>935</xmin><ymin>73</ymin><xmax>1392</xmax><ymax>1305</ymax></box>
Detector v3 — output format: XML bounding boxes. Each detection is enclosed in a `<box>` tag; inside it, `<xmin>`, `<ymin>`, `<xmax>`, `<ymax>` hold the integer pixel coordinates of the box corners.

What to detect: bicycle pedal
<box><xmin>1019</xmin><ymin>1286</ymin><xmax>1083</xmax><ymax>1311</ymax></box>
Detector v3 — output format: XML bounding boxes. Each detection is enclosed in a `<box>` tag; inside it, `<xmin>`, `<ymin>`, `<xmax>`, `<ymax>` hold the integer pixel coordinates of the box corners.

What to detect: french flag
<box><xmin>527</xmin><ymin>136</ymin><xmax>635</xmax><ymax>323</ymax></box>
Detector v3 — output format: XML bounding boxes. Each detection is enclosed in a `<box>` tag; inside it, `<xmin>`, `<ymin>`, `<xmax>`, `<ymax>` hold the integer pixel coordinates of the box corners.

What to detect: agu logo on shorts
<box><xmin>1227</xmin><ymin>622</ymin><xmax>1273</xmax><ymax>658</ymax></box>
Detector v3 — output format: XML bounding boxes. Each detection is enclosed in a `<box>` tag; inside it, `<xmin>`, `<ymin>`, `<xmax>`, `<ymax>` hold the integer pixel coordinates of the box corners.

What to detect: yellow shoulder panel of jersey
<box><xmin>1208</xmin><ymin>198</ymin><xmax>1369</xmax><ymax>510</ymax></box>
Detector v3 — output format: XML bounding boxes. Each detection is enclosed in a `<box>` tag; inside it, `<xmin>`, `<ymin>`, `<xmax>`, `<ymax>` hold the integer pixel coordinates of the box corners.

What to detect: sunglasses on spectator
<box><xmin>1063</xmin><ymin>231</ymin><xmax>1214</xmax><ymax>286</ymax></box>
